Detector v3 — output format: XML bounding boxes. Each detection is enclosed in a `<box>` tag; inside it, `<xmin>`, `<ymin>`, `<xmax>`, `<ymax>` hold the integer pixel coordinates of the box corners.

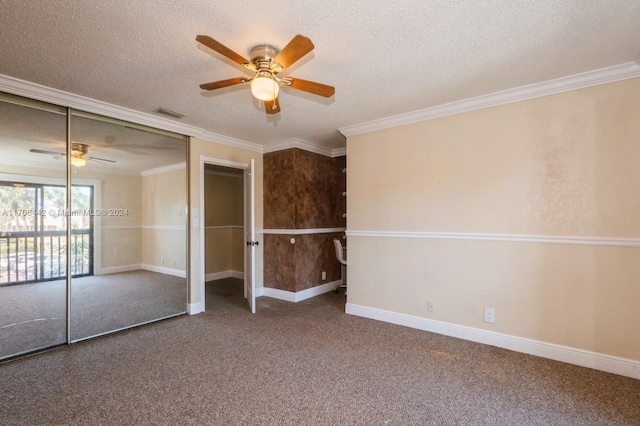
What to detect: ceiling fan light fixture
<box><xmin>70</xmin><ymin>156</ymin><xmax>86</xmax><ymax>167</ymax></box>
<box><xmin>250</xmin><ymin>75</ymin><xmax>279</xmax><ymax>101</ymax></box>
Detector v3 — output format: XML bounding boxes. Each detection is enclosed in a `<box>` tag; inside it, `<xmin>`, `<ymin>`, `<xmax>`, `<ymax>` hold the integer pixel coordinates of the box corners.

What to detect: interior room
<box><xmin>0</xmin><ymin>1</ymin><xmax>639</xmax><ymax>424</ymax></box>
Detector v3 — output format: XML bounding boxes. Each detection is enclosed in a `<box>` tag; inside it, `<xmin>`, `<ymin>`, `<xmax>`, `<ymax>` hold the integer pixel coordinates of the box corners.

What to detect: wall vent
<box><xmin>153</xmin><ymin>107</ymin><xmax>185</xmax><ymax>119</ymax></box>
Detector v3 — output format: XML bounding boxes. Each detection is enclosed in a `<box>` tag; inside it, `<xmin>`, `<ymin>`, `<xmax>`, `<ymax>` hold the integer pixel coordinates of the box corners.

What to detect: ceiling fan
<box><xmin>196</xmin><ymin>34</ymin><xmax>335</xmax><ymax>114</ymax></box>
<box><xmin>29</xmin><ymin>143</ymin><xmax>116</xmax><ymax>167</ymax></box>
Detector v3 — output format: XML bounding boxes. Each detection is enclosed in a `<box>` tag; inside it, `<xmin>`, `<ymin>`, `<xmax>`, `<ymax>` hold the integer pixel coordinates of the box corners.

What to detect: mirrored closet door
<box><xmin>69</xmin><ymin>111</ymin><xmax>188</xmax><ymax>341</ymax></box>
<box><xmin>0</xmin><ymin>92</ymin><xmax>188</xmax><ymax>359</ymax></box>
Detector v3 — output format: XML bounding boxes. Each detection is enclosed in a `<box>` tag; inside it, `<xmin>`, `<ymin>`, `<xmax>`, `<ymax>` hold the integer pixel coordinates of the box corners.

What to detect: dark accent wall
<box><xmin>264</xmin><ymin>148</ymin><xmax>346</xmax><ymax>292</ymax></box>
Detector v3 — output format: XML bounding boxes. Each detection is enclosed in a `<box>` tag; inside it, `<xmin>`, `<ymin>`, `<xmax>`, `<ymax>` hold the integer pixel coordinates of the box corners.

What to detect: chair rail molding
<box><xmin>346</xmin><ymin>230</ymin><xmax>640</xmax><ymax>248</ymax></box>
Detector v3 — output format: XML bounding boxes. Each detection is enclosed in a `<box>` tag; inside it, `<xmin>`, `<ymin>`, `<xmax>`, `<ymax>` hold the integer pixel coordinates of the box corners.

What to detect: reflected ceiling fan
<box><xmin>196</xmin><ymin>34</ymin><xmax>335</xmax><ymax>114</ymax></box>
<box><xmin>29</xmin><ymin>143</ymin><xmax>116</xmax><ymax>167</ymax></box>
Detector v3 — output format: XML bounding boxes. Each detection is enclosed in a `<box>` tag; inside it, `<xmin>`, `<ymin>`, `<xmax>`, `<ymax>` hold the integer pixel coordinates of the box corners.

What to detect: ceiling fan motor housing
<box><xmin>248</xmin><ymin>45</ymin><xmax>283</xmax><ymax>74</ymax></box>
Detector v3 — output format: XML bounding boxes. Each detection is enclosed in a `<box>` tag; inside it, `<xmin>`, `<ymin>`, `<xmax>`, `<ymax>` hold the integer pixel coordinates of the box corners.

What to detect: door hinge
<box><xmin>246</xmin><ymin>241</ymin><xmax>259</xmax><ymax>246</ymax></box>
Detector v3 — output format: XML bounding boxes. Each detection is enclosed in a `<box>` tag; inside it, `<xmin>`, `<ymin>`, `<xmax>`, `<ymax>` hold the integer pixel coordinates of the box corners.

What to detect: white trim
<box><xmin>0</xmin><ymin>73</ymin><xmax>200</xmax><ymax>135</ymax></box>
<box><xmin>98</xmin><ymin>264</ymin><xmax>141</xmax><ymax>275</ymax></box>
<box><xmin>345</xmin><ymin>303</ymin><xmax>640</xmax><ymax>380</ymax></box>
<box><xmin>262</xmin><ymin>228</ymin><xmax>346</xmax><ymax>235</ymax></box>
<box><xmin>262</xmin><ymin>280</ymin><xmax>342</xmax><ymax>303</ymax></box>
<box><xmin>0</xmin><ymin>72</ymin><xmax>341</xmax><ymax>157</ymax></box>
<box><xmin>140</xmin><ymin>162</ymin><xmax>186</xmax><ymax>176</ymax></box>
<box><xmin>141</xmin><ymin>263</ymin><xmax>186</xmax><ymax>278</ymax></box>
<box><xmin>205</xmin><ymin>270</ymin><xmax>245</xmax><ymax>282</ymax></box>
<box><xmin>198</xmin><ymin>130</ymin><xmax>262</xmax><ymax>153</ymax></box>
<box><xmin>331</xmin><ymin>147</ymin><xmax>347</xmax><ymax>157</ymax></box>
<box><xmin>0</xmin><ymin>73</ymin><xmax>262</xmax><ymax>154</ymax></box>
<box><xmin>262</xmin><ymin>138</ymin><xmax>348</xmax><ymax>158</ymax></box>
<box><xmin>263</xmin><ymin>138</ymin><xmax>333</xmax><ymax>157</ymax></box>
<box><xmin>338</xmin><ymin>61</ymin><xmax>640</xmax><ymax>137</ymax></box>
<box><xmin>346</xmin><ymin>230</ymin><xmax>640</xmax><ymax>248</ymax></box>
<box><xmin>188</xmin><ymin>300</ymin><xmax>204</xmax><ymax>315</ymax></box>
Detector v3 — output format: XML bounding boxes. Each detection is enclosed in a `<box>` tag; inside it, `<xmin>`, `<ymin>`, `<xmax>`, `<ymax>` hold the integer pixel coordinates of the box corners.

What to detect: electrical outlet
<box><xmin>427</xmin><ymin>300</ymin><xmax>435</xmax><ymax>313</ymax></box>
<box><xmin>484</xmin><ymin>308</ymin><xmax>495</xmax><ymax>324</ymax></box>
<box><xmin>160</xmin><ymin>257</ymin><xmax>164</xmax><ymax>264</ymax></box>
<box><xmin>321</xmin><ymin>271</ymin><xmax>326</xmax><ymax>280</ymax></box>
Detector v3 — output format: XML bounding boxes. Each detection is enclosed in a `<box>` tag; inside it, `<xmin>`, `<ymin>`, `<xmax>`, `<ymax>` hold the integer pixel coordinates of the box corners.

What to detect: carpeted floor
<box><xmin>0</xmin><ymin>270</ymin><xmax>186</xmax><ymax>358</ymax></box>
<box><xmin>1</xmin><ymin>278</ymin><xmax>638</xmax><ymax>425</ymax></box>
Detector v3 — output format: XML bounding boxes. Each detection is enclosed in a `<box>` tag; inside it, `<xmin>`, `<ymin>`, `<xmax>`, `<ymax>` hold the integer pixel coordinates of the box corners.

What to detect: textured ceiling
<box><xmin>0</xmin><ymin>0</ymin><xmax>639</xmax><ymax>152</ymax></box>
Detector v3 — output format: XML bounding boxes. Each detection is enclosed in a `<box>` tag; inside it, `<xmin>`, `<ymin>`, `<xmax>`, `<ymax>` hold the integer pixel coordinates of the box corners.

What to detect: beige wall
<box><xmin>189</xmin><ymin>137</ymin><xmax>263</xmax><ymax>306</ymax></box>
<box><xmin>89</xmin><ymin>172</ymin><xmax>144</xmax><ymax>270</ymax></box>
<box><xmin>346</xmin><ymin>78</ymin><xmax>640</xmax><ymax>361</ymax></box>
<box><xmin>204</xmin><ymin>172</ymin><xmax>243</xmax><ymax>226</ymax></box>
<box><xmin>141</xmin><ymin>167</ymin><xmax>188</xmax><ymax>272</ymax></box>
<box><xmin>204</xmin><ymin>172</ymin><xmax>244</xmax><ymax>276</ymax></box>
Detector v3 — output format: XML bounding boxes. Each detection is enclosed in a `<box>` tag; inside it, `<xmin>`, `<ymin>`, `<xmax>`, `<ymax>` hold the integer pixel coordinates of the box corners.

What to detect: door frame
<box><xmin>198</xmin><ymin>155</ymin><xmax>252</xmax><ymax>312</ymax></box>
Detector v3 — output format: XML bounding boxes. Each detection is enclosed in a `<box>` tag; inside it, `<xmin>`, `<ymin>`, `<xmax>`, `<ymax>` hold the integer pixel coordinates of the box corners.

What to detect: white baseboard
<box><xmin>205</xmin><ymin>270</ymin><xmax>245</xmax><ymax>282</ymax></box>
<box><xmin>263</xmin><ymin>280</ymin><xmax>341</xmax><ymax>303</ymax></box>
<box><xmin>99</xmin><ymin>264</ymin><xmax>142</xmax><ymax>275</ymax></box>
<box><xmin>188</xmin><ymin>301</ymin><xmax>204</xmax><ymax>315</ymax></box>
<box><xmin>345</xmin><ymin>303</ymin><xmax>640</xmax><ymax>380</ymax></box>
<box><xmin>141</xmin><ymin>264</ymin><xmax>186</xmax><ymax>278</ymax></box>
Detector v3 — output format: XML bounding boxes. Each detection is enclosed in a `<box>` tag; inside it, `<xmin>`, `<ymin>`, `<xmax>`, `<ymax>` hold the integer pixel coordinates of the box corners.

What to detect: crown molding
<box><xmin>339</xmin><ymin>61</ymin><xmax>640</xmax><ymax>137</ymax></box>
<box><xmin>263</xmin><ymin>138</ymin><xmax>334</xmax><ymax>157</ymax></box>
<box><xmin>263</xmin><ymin>138</ymin><xmax>348</xmax><ymax>158</ymax></box>
<box><xmin>331</xmin><ymin>147</ymin><xmax>347</xmax><ymax>157</ymax></box>
<box><xmin>196</xmin><ymin>130</ymin><xmax>263</xmax><ymax>153</ymax></box>
<box><xmin>0</xmin><ymin>73</ymin><xmax>347</xmax><ymax>157</ymax></box>
<box><xmin>0</xmin><ymin>73</ymin><xmax>263</xmax><ymax>154</ymax></box>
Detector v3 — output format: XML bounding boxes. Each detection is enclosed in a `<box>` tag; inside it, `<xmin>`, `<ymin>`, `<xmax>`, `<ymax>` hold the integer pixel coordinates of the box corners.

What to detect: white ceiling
<box><xmin>1</xmin><ymin>0</ymin><xmax>640</xmax><ymax>152</ymax></box>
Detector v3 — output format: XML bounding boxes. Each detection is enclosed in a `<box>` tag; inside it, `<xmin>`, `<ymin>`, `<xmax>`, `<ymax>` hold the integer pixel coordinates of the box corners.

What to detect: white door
<box><xmin>244</xmin><ymin>159</ymin><xmax>256</xmax><ymax>313</ymax></box>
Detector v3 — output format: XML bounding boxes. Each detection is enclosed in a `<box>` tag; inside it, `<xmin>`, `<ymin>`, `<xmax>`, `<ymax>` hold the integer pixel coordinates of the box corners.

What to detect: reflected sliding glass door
<box><xmin>0</xmin><ymin>92</ymin><xmax>188</xmax><ymax>360</ymax></box>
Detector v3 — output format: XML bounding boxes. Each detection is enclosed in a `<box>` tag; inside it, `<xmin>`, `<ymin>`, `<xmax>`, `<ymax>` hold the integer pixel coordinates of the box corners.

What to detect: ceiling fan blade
<box><xmin>196</xmin><ymin>35</ymin><xmax>249</xmax><ymax>66</ymax></box>
<box><xmin>284</xmin><ymin>77</ymin><xmax>335</xmax><ymax>97</ymax></box>
<box><xmin>265</xmin><ymin>98</ymin><xmax>280</xmax><ymax>114</ymax></box>
<box><xmin>200</xmin><ymin>77</ymin><xmax>249</xmax><ymax>91</ymax></box>
<box><xmin>273</xmin><ymin>35</ymin><xmax>314</xmax><ymax>71</ymax></box>
<box><xmin>86</xmin><ymin>156</ymin><xmax>116</xmax><ymax>163</ymax></box>
<box><xmin>30</xmin><ymin>148</ymin><xmax>64</xmax><ymax>156</ymax></box>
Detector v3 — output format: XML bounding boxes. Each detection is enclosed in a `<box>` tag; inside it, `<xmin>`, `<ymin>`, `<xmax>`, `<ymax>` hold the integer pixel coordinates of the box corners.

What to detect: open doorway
<box><xmin>200</xmin><ymin>159</ymin><xmax>256</xmax><ymax>313</ymax></box>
